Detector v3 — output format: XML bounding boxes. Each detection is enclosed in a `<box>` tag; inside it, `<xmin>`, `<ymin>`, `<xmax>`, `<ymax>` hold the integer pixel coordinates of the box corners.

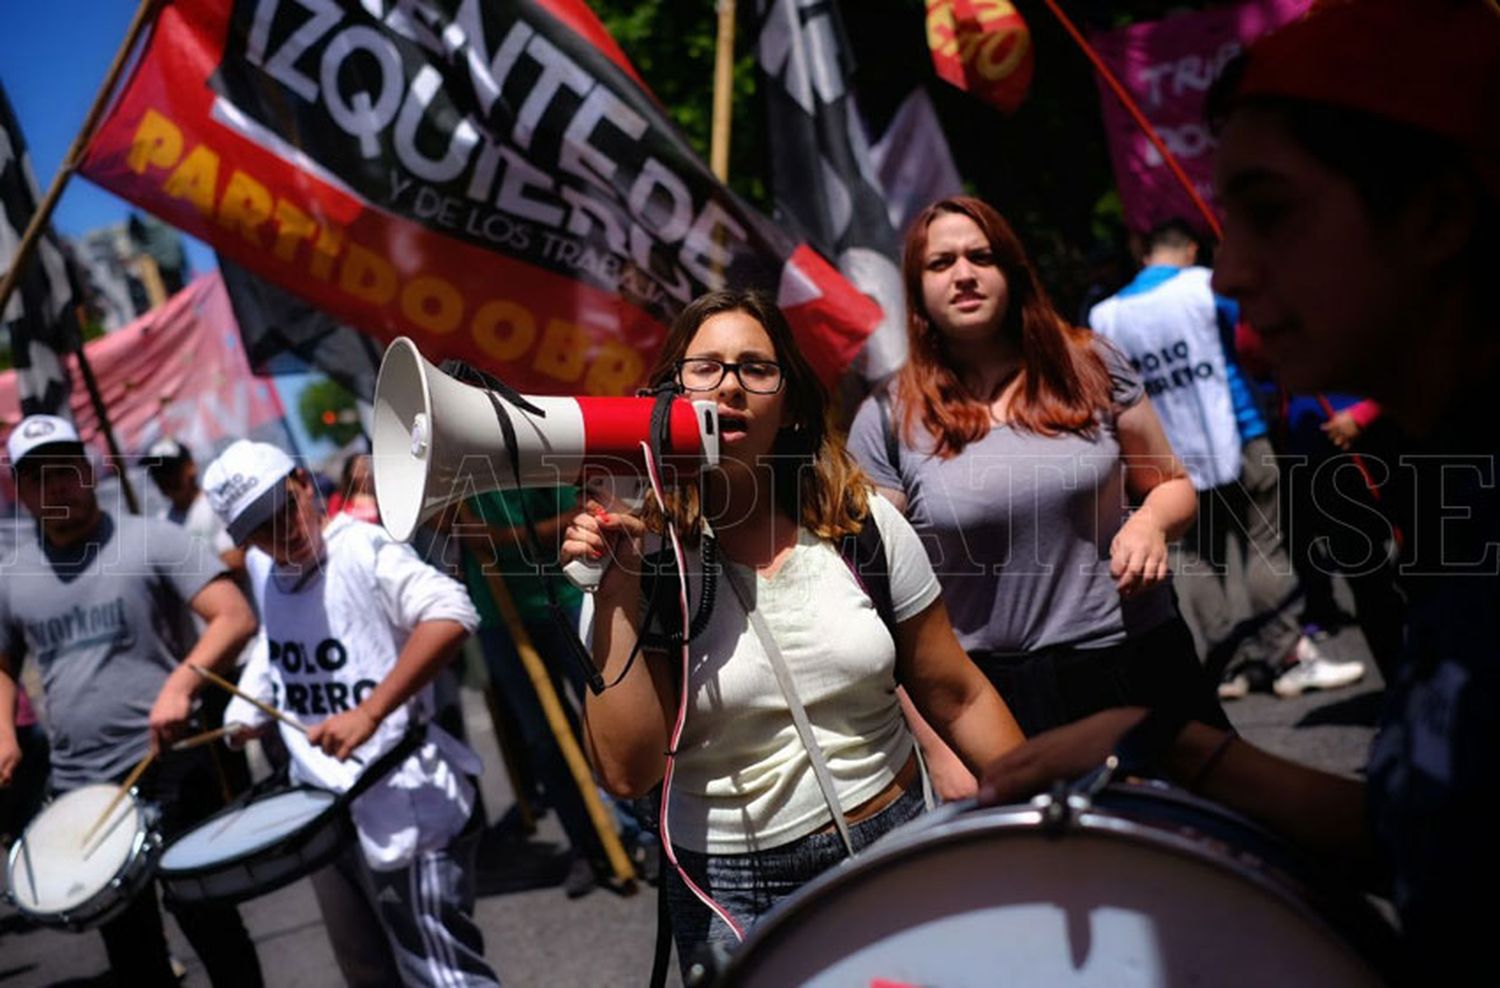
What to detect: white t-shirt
<box><xmin>1089</xmin><ymin>266</ymin><xmax>1243</xmax><ymax>490</ymax></box>
<box><xmin>228</xmin><ymin>515</ymin><xmax>482</xmax><ymax>870</ymax></box>
<box><xmin>662</xmin><ymin>493</ymin><xmax>941</xmax><ymax>854</ymax></box>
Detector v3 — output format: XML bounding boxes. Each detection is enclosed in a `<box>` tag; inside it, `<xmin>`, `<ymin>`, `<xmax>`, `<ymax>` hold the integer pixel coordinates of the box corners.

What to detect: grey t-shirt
<box><xmin>848</xmin><ymin>341</ymin><xmax>1176</xmax><ymax>654</ymax></box>
<box><xmin>0</xmin><ymin>511</ymin><xmax>223</xmax><ymax>788</ymax></box>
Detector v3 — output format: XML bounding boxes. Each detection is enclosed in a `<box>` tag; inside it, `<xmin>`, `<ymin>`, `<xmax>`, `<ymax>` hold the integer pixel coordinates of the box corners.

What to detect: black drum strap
<box><xmin>339</xmin><ymin>723</ymin><xmax>428</xmax><ymax>807</ymax></box>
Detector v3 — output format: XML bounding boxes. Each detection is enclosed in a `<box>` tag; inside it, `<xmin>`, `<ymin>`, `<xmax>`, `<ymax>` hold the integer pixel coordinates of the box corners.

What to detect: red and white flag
<box><xmin>78</xmin><ymin>0</ymin><xmax>881</xmax><ymax>394</ymax></box>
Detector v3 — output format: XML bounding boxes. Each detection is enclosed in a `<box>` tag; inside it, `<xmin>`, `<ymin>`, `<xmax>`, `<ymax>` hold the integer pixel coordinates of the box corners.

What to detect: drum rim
<box><xmin>4</xmin><ymin>785</ymin><xmax>157</xmax><ymax>923</ymax></box>
<box><xmin>157</xmin><ymin>784</ymin><xmax>345</xmax><ymax>878</ymax></box>
<box><xmin>725</xmin><ymin>781</ymin><xmax>1398</xmax><ymax>980</ymax></box>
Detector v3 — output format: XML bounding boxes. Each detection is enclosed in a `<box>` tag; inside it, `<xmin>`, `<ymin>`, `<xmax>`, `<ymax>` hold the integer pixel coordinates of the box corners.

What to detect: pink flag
<box><xmin>1090</xmin><ymin>0</ymin><xmax>1308</xmax><ymax>233</ymax></box>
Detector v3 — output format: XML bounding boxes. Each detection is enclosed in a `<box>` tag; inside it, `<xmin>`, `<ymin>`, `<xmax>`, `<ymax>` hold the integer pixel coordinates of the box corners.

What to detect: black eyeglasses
<box><xmin>675</xmin><ymin>358</ymin><xmax>785</xmax><ymax>394</ymax></box>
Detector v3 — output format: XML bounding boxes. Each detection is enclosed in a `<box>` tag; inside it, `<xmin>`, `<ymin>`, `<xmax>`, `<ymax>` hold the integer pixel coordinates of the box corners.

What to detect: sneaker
<box><xmin>563</xmin><ymin>855</ymin><xmax>600</xmax><ymax>899</ymax></box>
<box><xmin>1217</xmin><ymin>673</ymin><xmax>1250</xmax><ymax>701</ymax></box>
<box><xmin>1301</xmin><ymin>622</ymin><xmax>1336</xmax><ymax>644</ymax></box>
<box><xmin>1273</xmin><ymin>636</ymin><xmax>1366</xmax><ymax>698</ymax></box>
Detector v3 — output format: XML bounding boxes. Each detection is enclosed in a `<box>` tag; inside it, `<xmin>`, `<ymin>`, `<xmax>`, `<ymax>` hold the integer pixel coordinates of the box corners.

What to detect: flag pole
<box><xmin>710</xmin><ymin>0</ymin><xmax>738</xmax><ymax>182</ymax></box>
<box><xmin>1039</xmin><ymin>0</ymin><xmax>1222</xmax><ymax>238</ymax></box>
<box><xmin>0</xmin><ymin>0</ymin><xmax>162</xmax><ymax>317</ymax></box>
<box><xmin>0</xmin><ymin>0</ymin><xmax>158</xmax><ymax>513</ymax></box>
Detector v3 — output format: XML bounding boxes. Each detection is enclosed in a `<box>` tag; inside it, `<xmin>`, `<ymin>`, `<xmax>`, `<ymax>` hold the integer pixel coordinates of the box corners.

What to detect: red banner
<box><xmin>0</xmin><ymin>273</ymin><xmax>287</xmax><ymax>462</ymax></box>
<box><xmin>926</xmin><ymin>0</ymin><xmax>1035</xmax><ymax>114</ymax></box>
<box><xmin>1090</xmin><ymin>0</ymin><xmax>1308</xmax><ymax>232</ymax></box>
<box><xmin>78</xmin><ymin>1</ymin><xmax>879</xmax><ymax>395</ymax></box>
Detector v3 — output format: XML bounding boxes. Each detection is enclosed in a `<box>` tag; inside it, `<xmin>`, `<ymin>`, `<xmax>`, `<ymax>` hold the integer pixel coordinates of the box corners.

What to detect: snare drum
<box><xmin>157</xmin><ymin>786</ymin><xmax>351</xmax><ymax>904</ymax></box>
<box><xmin>4</xmin><ymin>783</ymin><xmax>161</xmax><ymax>930</ymax></box>
<box><xmin>717</xmin><ymin>781</ymin><xmax>1398</xmax><ymax>986</ymax></box>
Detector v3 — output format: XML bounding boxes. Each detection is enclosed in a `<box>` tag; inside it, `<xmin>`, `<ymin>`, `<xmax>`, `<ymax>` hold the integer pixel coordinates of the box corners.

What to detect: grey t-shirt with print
<box><xmin>848</xmin><ymin>341</ymin><xmax>1177</xmax><ymax>654</ymax></box>
<box><xmin>0</xmin><ymin>511</ymin><xmax>223</xmax><ymax>788</ymax></box>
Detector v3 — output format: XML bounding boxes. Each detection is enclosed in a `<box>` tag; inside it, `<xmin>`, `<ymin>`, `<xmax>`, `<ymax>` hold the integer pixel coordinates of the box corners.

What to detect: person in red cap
<box><xmin>977</xmin><ymin>0</ymin><xmax>1499</xmax><ymax>977</ymax></box>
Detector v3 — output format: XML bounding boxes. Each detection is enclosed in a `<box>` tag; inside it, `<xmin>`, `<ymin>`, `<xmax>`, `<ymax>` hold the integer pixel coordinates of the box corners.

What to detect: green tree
<box><xmin>298</xmin><ymin>376</ymin><xmax>362</xmax><ymax>447</ymax></box>
<box><xmin>586</xmin><ymin>0</ymin><xmax>766</xmax><ymax>208</ymax></box>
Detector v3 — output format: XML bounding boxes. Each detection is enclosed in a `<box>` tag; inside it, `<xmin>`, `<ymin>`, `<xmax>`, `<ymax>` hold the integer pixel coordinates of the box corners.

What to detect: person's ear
<box><xmin>1401</xmin><ymin>169</ymin><xmax>1478</xmax><ymax>272</ymax></box>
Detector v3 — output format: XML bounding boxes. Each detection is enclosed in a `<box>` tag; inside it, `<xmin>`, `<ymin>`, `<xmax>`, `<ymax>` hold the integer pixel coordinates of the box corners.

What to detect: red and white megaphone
<box><xmin>371</xmin><ymin>337</ymin><xmax>719</xmax><ymax>586</ymax></box>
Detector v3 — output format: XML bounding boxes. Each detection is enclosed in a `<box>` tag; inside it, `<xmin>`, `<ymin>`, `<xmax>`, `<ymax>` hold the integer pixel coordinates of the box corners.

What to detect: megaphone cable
<box><xmin>640</xmin><ymin>439</ymin><xmax>746</xmax><ymax>946</ymax></box>
<box><xmin>439</xmin><ymin>358</ymin><xmax>607</xmax><ymax>695</ymax></box>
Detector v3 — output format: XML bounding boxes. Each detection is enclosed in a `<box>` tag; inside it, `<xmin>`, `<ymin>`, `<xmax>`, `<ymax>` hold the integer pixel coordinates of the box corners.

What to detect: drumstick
<box><xmin>170</xmin><ymin>723</ymin><xmax>246</xmax><ymax>752</ymax></box>
<box><xmin>80</xmin><ymin>749</ymin><xmax>156</xmax><ymax>848</ymax></box>
<box><xmin>189</xmin><ymin>664</ymin><xmax>308</xmax><ymax>735</ymax></box>
<box><xmin>188</xmin><ymin>665</ymin><xmax>365</xmax><ymax>766</ymax></box>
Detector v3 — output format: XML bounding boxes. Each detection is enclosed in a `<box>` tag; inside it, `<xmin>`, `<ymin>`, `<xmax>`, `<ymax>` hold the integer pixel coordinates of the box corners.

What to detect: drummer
<box><xmin>977</xmin><ymin>1</ymin><xmax>1499</xmax><ymax>980</ymax></box>
<box><xmin>203</xmin><ymin>440</ymin><xmax>501</xmax><ymax>988</ymax></box>
<box><xmin>0</xmin><ymin>414</ymin><xmax>265</xmax><ymax>986</ymax></box>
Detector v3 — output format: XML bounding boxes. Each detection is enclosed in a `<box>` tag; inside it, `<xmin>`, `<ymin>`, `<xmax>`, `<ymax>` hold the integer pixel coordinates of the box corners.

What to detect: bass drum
<box><xmin>716</xmin><ymin>781</ymin><xmax>1397</xmax><ymax>987</ymax></box>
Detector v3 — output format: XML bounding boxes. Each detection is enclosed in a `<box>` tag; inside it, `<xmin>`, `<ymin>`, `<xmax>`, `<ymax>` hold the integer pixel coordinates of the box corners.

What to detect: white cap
<box><xmin>6</xmin><ymin>415</ymin><xmax>84</xmax><ymax>470</ymax></box>
<box><xmin>203</xmin><ymin>440</ymin><xmax>297</xmax><ymax>544</ymax></box>
<box><xmin>145</xmin><ymin>436</ymin><xmax>190</xmax><ymax>463</ymax></box>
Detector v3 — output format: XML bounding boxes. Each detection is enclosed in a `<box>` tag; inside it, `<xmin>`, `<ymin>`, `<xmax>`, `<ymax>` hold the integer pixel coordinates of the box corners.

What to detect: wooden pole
<box><xmin>0</xmin><ymin>0</ymin><xmax>158</xmax><ymax>513</ymax></box>
<box><xmin>0</xmin><ymin>0</ymin><xmax>161</xmax><ymax>317</ymax></box>
<box><xmin>460</xmin><ymin>506</ymin><xmax>636</xmax><ymax>887</ymax></box>
<box><xmin>710</xmin><ymin>0</ymin><xmax>738</xmax><ymax>183</ymax></box>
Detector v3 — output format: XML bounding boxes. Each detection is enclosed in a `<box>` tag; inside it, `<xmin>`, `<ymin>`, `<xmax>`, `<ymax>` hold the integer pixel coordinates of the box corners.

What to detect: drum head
<box><xmin>160</xmin><ymin>788</ymin><xmax>338</xmax><ymax>872</ymax></box>
<box><xmin>6</xmin><ymin>784</ymin><xmax>145</xmax><ymax>915</ymax></box>
<box><xmin>722</xmin><ymin>795</ymin><xmax>1390</xmax><ymax>987</ymax></box>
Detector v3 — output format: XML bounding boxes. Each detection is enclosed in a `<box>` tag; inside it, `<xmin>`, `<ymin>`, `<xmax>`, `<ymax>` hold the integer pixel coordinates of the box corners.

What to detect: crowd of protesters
<box><xmin>2</xmin><ymin>0</ymin><xmax>1496</xmax><ymax>983</ymax></box>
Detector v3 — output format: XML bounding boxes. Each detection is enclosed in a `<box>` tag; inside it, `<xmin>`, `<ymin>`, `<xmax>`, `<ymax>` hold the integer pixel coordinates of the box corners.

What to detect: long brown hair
<box><xmin>644</xmin><ymin>290</ymin><xmax>871</xmax><ymax>540</ymax></box>
<box><xmin>897</xmin><ymin>196</ymin><xmax>1113</xmax><ymax>457</ymax></box>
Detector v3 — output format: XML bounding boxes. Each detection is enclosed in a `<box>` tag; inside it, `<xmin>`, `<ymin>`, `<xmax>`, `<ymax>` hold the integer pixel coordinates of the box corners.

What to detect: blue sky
<box><xmin>2</xmin><ymin>0</ymin><xmax>334</xmax><ymax>459</ymax></box>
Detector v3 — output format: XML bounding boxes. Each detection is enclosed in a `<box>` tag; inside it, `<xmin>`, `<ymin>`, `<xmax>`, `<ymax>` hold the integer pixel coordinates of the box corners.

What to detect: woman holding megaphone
<box><xmin>561</xmin><ymin>289</ymin><xmax>1023</xmax><ymax>965</ymax></box>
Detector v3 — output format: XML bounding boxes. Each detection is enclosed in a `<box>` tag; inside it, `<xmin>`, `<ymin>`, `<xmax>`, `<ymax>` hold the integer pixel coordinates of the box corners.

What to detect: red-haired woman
<box><xmin>849</xmin><ymin>196</ymin><xmax>1227</xmax><ymax>791</ymax></box>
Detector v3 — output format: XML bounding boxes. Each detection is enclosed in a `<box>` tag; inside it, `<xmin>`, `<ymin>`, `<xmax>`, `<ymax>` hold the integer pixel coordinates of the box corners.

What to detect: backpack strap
<box><xmin>875</xmin><ymin>385</ymin><xmax>902</xmax><ymax>479</ymax></box>
<box><xmin>839</xmin><ymin>506</ymin><xmax>895</xmax><ymax>636</ymax></box>
<box><xmin>839</xmin><ymin>502</ymin><xmax>937</xmax><ymax>812</ymax></box>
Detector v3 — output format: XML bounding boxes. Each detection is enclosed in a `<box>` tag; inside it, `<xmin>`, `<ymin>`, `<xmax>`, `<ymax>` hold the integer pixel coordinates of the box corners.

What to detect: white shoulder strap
<box><xmin>722</xmin><ymin>564</ymin><xmax>857</xmax><ymax>858</ymax></box>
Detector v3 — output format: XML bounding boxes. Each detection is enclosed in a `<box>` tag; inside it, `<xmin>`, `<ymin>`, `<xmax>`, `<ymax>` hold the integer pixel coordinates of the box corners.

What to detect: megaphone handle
<box><xmin>564</xmin><ymin>554</ymin><xmax>609</xmax><ymax>592</ymax></box>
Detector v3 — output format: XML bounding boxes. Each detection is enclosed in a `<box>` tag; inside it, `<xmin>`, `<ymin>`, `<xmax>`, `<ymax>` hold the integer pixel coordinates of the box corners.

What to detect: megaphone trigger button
<box><xmin>409</xmin><ymin>413</ymin><xmax>430</xmax><ymax>458</ymax></box>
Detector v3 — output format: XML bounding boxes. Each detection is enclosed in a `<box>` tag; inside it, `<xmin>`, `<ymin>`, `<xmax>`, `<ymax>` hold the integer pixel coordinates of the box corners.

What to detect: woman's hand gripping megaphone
<box><xmin>561</xmin><ymin>475</ymin><xmax>649</xmax><ymax>592</ymax></box>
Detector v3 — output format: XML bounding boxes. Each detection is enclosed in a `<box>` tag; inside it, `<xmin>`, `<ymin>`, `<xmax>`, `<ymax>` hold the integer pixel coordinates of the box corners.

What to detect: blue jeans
<box><xmin>664</xmin><ymin>783</ymin><xmax>927</xmax><ymax>968</ymax></box>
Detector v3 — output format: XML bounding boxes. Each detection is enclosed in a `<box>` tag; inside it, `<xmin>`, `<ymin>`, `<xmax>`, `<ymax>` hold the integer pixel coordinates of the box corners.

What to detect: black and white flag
<box><xmin>218</xmin><ymin>254</ymin><xmax>383</xmax><ymax>404</ymax></box>
<box><xmin>871</xmin><ymin>88</ymin><xmax>965</xmax><ymax>239</ymax></box>
<box><xmin>750</xmin><ymin>0</ymin><xmax>907</xmax><ymax>382</ymax></box>
<box><xmin>1</xmin><ymin>81</ymin><xmax>79</xmax><ymax>421</ymax></box>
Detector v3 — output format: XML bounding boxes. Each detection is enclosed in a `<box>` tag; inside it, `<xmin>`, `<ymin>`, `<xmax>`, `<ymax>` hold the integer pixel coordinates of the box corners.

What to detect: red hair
<box><xmin>897</xmin><ymin>196</ymin><xmax>1113</xmax><ymax>457</ymax></box>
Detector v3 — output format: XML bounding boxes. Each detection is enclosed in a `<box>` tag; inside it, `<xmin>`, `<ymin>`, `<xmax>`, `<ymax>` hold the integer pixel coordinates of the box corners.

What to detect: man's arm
<box><xmin>148</xmin><ymin>576</ymin><xmax>258</xmax><ymax>749</ymax></box>
<box><xmin>307</xmin><ymin>619</ymin><xmax>468</xmax><ymax>760</ymax></box>
<box><xmin>0</xmin><ymin>652</ymin><xmax>20</xmax><ymax>787</ymax></box>
<box><xmin>307</xmin><ymin>536</ymin><xmax>480</xmax><ymax>761</ymax></box>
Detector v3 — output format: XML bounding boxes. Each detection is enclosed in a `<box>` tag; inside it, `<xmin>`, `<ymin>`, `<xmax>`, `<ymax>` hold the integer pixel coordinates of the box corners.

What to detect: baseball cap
<box><xmin>1232</xmin><ymin>0</ymin><xmax>1500</xmax><ymax>196</ymax></box>
<box><xmin>145</xmin><ymin>436</ymin><xmax>191</xmax><ymax>463</ymax></box>
<box><xmin>6</xmin><ymin>415</ymin><xmax>85</xmax><ymax>470</ymax></box>
<box><xmin>203</xmin><ymin>440</ymin><xmax>298</xmax><ymax>544</ymax></box>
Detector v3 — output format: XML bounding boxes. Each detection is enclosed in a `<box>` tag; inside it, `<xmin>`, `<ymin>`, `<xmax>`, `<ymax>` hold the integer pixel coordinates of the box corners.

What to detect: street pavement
<box><xmin>1</xmin><ymin>625</ymin><xmax>1385</xmax><ymax>987</ymax></box>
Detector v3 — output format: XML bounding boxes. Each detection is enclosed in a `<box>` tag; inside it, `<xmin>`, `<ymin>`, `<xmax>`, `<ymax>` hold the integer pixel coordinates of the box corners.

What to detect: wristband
<box><xmin>1188</xmin><ymin>729</ymin><xmax>1238</xmax><ymax>793</ymax></box>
